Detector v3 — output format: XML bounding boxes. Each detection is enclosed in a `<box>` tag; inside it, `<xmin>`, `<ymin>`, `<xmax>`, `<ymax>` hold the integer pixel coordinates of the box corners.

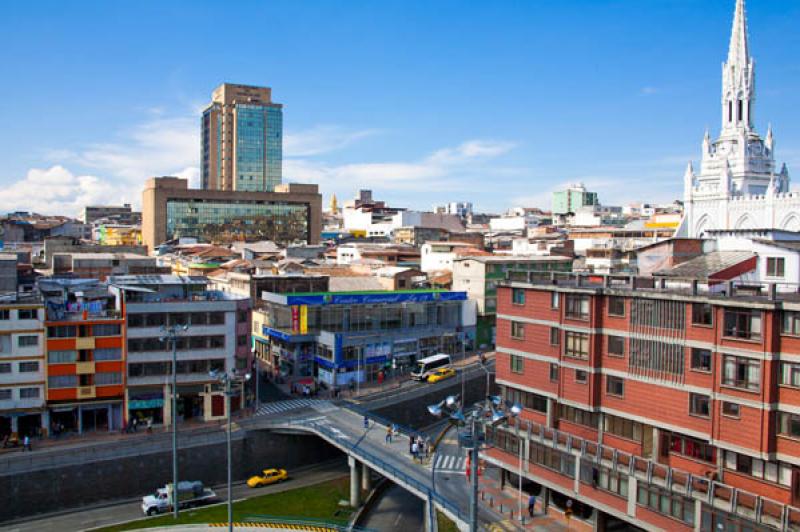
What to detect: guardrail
<box><xmin>241</xmin><ymin>515</ymin><xmax>376</xmax><ymax>531</ymax></box>
<box><xmin>0</xmin><ymin>425</ymin><xmax>238</xmax><ymax>475</ymax></box>
<box><xmin>264</xmin><ymin>416</ymin><xmax>468</xmax><ymax>526</ymax></box>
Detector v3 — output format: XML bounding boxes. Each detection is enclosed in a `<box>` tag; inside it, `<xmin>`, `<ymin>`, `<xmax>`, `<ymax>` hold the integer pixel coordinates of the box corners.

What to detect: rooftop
<box><xmin>654</xmin><ymin>251</ymin><xmax>755</xmax><ymax>279</ymax></box>
<box><xmin>454</xmin><ymin>255</ymin><xmax>573</xmax><ymax>264</ymax></box>
<box><xmin>108</xmin><ymin>274</ymin><xmax>209</xmax><ymax>286</ymax></box>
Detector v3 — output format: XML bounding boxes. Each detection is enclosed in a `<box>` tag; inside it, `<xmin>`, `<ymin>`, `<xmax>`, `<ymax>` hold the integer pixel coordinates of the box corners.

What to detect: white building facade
<box><xmin>682</xmin><ymin>0</ymin><xmax>794</xmax><ymax>238</ymax></box>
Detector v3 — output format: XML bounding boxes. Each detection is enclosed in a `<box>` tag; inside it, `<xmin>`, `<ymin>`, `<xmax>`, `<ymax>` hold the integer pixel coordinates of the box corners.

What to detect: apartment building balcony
<box><xmin>74</xmin><ymin>361</ymin><xmax>95</xmax><ymax>374</ymax></box>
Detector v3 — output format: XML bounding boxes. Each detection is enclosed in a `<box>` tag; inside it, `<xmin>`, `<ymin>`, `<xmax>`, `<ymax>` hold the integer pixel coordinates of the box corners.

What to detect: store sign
<box><xmin>299</xmin><ymin>305</ymin><xmax>308</xmax><ymax>334</ymax></box>
<box><xmin>291</xmin><ymin>306</ymin><xmax>300</xmax><ymax>332</ymax></box>
<box><xmin>129</xmin><ymin>399</ymin><xmax>164</xmax><ymax>410</ymax></box>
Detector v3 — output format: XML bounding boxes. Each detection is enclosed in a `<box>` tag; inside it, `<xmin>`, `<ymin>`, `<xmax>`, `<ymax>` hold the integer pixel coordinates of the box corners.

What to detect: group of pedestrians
<box><xmin>409</xmin><ymin>434</ymin><xmax>429</xmax><ymax>462</ymax></box>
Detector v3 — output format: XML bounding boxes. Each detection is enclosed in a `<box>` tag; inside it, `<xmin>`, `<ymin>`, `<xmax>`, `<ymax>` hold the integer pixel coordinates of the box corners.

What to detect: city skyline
<box><xmin>1</xmin><ymin>0</ymin><xmax>799</xmax><ymax>216</ymax></box>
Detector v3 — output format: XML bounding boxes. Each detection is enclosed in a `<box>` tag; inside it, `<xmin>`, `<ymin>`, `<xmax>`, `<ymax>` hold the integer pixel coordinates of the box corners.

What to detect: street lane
<box><xmin>360</xmin><ymin>483</ymin><xmax>423</xmax><ymax>532</ymax></box>
<box><xmin>3</xmin><ymin>460</ymin><xmax>348</xmax><ymax>532</ymax></box>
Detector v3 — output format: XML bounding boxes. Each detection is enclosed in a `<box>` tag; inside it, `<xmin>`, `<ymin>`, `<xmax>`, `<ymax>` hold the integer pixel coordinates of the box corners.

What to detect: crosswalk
<box><xmin>255</xmin><ymin>399</ymin><xmax>335</xmax><ymax>417</ymax></box>
<box><xmin>432</xmin><ymin>452</ymin><xmax>467</xmax><ymax>474</ymax></box>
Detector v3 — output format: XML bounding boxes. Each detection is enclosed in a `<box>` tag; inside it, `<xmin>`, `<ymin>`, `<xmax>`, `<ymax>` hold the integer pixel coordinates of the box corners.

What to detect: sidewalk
<box><xmin>478</xmin><ymin>473</ymin><xmax>591</xmax><ymax>531</ymax></box>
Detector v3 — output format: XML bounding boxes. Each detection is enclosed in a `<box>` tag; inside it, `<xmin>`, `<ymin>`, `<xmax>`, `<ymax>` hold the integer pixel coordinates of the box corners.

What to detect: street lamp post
<box><xmin>160</xmin><ymin>324</ymin><xmax>188</xmax><ymax>520</ymax></box>
<box><xmin>211</xmin><ymin>369</ymin><xmax>251</xmax><ymax>532</ymax></box>
<box><xmin>427</xmin><ymin>393</ymin><xmax>520</xmax><ymax>532</ymax></box>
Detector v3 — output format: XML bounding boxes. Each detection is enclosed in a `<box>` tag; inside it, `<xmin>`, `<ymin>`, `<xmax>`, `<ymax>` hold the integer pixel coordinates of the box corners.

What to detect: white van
<box><xmin>411</xmin><ymin>354</ymin><xmax>452</xmax><ymax>381</ymax></box>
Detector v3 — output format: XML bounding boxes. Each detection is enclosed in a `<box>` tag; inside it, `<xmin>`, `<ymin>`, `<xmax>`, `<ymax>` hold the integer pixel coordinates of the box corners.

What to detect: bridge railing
<box><xmin>267</xmin><ymin>416</ymin><xmax>468</xmax><ymax>525</ymax></box>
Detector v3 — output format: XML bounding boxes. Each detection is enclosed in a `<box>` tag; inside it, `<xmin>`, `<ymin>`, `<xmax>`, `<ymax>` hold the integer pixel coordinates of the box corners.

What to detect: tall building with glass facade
<box><xmin>201</xmin><ymin>83</ymin><xmax>283</xmax><ymax>192</ymax></box>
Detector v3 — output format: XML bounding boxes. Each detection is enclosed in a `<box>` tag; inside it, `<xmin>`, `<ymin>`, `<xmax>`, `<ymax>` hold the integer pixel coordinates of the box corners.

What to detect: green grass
<box><xmin>97</xmin><ymin>476</ymin><xmax>353</xmax><ymax>531</ymax></box>
<box><xmin>437</xmin><ymin>510</ymin><xmax>460</xmax><ymax>532</ymax></box>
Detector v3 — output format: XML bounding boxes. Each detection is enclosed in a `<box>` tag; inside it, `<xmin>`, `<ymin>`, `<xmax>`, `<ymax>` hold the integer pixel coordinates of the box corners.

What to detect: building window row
<box><xmin>128</xmin><ymin>311</ymin><xmax>226</xmax><ymax>328</ymax></box>
<box><xmin>0</xmin><ymin>387</ymin><xmax>40</xmax><ymax>400</ymax></box>
<box><xmin>128</xmin><ymin>335</ymin><xmax>225</xmax><ymax>352</ymax></box>
<box><xmin>723</xmin><ymin>309</ymin><xmax>761</xmax><ymax>340</ymax></box>
<box><xmin>529</xmin><ymin>441</ymin><xmax>576</xmax><ymax>478</ymax></box>
<box><xmin>628</xmin><ymin>338</ymin><xmax>684</xmax><ymax>382</ymax></box>
<box><xmin>128</xmin><ymin>358</ymin><xmax>225</xmax><ymax>377</ymax></box>
<box><xmin>0</xmin><ymin>308</ymin><xmax>40</xmax><ymax>321</ymax></box>
<box><xmin>632</xmin><ymin>299</ymin><xmax>684</xmax><ymax>330</ymax></box>
<box><xmin>579</xmin><ymin>462</ymin><xmax>628</xmax><ymax>498</ymax></box>
<box><xmin>721</xmin><ymin>355</ymin><xmax>760</xmax><ymax>392</ymax></box>
<box><xmin>47</xmin><ymin>325</ymin><xmax>119</xmax><ymax>338</ymax></box>
<box><xmin>558</xmin><ymin>404</ymin><xmax>598</xmax><ymax>429</ymax></box>
<box><xmin>723</xmin><ymin>451</ymin><xmax>793</xmax><ymax>487</ymax></box>
<box><xmin>668</xmin><ymin>433</ymin><xmax>716</xmax><ymax>463</ymax></box>
<box><xmin>501</xmin><ymin>384</ymin><xmax>547</xmax><ymax>413</ymax></box>
<box><xmin>637</xmin><ymin>483</ymin><xmax>695</xmax><ymax>526</ymax></box>
<box><xmin>603</xmin><ymin>413</ymin><xmax>643</xmax><ymax>441</ymax></box>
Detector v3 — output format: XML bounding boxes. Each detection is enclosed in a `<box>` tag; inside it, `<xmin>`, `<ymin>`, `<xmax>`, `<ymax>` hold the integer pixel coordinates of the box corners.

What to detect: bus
<box><xmin>411</xmin><ymin>354</ymin><xmax>452</xmax><ymax>381</ymax></box>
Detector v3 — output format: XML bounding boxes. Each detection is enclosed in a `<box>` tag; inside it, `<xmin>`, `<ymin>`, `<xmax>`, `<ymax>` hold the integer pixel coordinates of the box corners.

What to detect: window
<box><xmin>237</xmin><ymin>334</ymin><xmax>248</xmax><ymax>347</ymax></box>
<box><xmin>722</xmin><ymin>402</ymin><xmax>740</xmax><ymax>418</ymax></box>
<box><xmin>723</xmin><ymin>309</ymin><xmax>761</xmax><ymax>340</ymax></box>
<box><xmin>95</xmin><ymin>372</ymin><xmax>123</xmax><ymax>386</ymax></box>
<box><xmin>549</xmin><ymin>327</ymin><xmax>560</xmax><ymax>346</ymax></box>
<box><xmin>604</xmin><ymin>414</ymin><xmax>643</xmax><ymax>441</ymax></box>
<box><xmin>19</xmin><ymin>387</ymin><xmax>39</xmax><ymax>399</ymax></box>
<box><xmin>94</xmin><ymin>348</ymin><xmax>122</xmax><ymax>361</ymax></box>
<box><xmin>575</xmin><ymin>369</ymin><xmax>588</xmax><ymax>384</ymax></box>
<box><xmin>510</xmin><ymin>355</ymin><xmax>524</xmax><ymax>374</ymax></box>
<box><xmin>782</xmin><ymin>312</ymin><xmax>800</xmax><ymax>336</ymax></box>
<box><xmin>145</xmin><ymin>313</ymin><xmax>166</xmax><ymax>327</ymax></box>
<box><xmin>18</xmin><ymin>362</ymin><xmax>38</xmax><ymax>372</ymax></box>
<box><xmin>580</xmin><ymin>462</ymin><xmax>628</xmax><ymax>498</ymax></box>
<box><xmin>0</xmin><ymin>363</ymin><xmax>10</xmax><ymax>373</ymax></box>
<box><xmin>92</xmin><ymin>324</ymin><xmax>121</xmax><ymax>336</ymax></box>
<box><xmin>780</xmin><ymin>362</ymin><xmax>800</xmax><ymax>388</ymax></box>
<box><xmin>722</xmin><ymin>355</ymin><xmax>760</xmax><ymax>391</ymax></box>
<box><xmin>608</xmin><ymin>335</ymin><xmax>625</xmax><ymax>357</ymax></box>
<box><xmin>48</xmin><ymin>325</ymin><xmax>76</xmax><ymax>338</ymax></box>
<box><xmin>637</xmin><ymin>483</ymin><xmax>695</xmax><ymax>526</ymax></box>
<box><xmin>608</xmin><ymin>296</ymin><xmax>625</xmax><ymax>317</ymax></box>
<box><xmin>238</xmin><ymin>310</ymin><xmax>248</xmax><ymax>323</ymax></box>
<box><xmin>17</xmin><ymin>308</ymin><xmax>36</xmax><ymax>320</ymax></box>
<box><xmin>767</xmin><ymin>257</ymin><xmax>785</xmax><ymax>277</ymax></box>
<box><xmin>606</xmin><ymin>376</ymin><xmax>624</xmax><ymax>397</ymax></box>
<box><xmin>128</xmin><ymin>314</ymin><xmax>144</xmax><ymax>328</ymax></box>
<box><xmin>0</xmin><ymin>389</ymin><xmax>11</xmax><ymax>400</ymax></box>
<box><xmin>690</xmin><ymin>348</ymin><xmax>712</xmax><ymax>372</ymax></box>
<box><xmin>549</xmin><ymin>363</ymin><xmax>559</xmax><ymax>383</ymax></box>
<box><xmin>0</xmin><ymin>310</ymin><xmax>8</xmax><ymax>320</ymax></box>
<box><xmin>511</xmin><ymin>321</ymin><xmax>524</xmax><ymax>339</ymax></box>
<box><xmin>529</xmin><ymin>441</ymin><xmax>576</xmax><ymax>478</ymax></box>
<box><xmin>512</xmin><ymin>288</ymin><xmax>525</xmax><ymax>305</ymax></box>
<box><xmin>564</xmin><ymin>331</ymin><xmax>589</xmax><ymax>359</ymax></box>
<box><xmin>191</xmin><ymin>312</ymin><xmax>208</xmax><ymax>325</ymax></box>
<box><xmin>209</xmin><ymin>312</ymin><xmax>225</xmax><ymax>325</ymax></box>
<box><xmin>559</xmin><ymin>404</ymin><xmax>598</xmax><ymax>428</ymax></box>
<box><xmin>18</xmin><ymin>335</ymin><xmax>38</xmax><ymax>347</ymax></box>
<box><xmin>550</xmin><ymin>292</ymin><xmax>560</xmax><ymax>309</ymax></box>
<box><xmin>689</xmin><ymin>393</ymin><xmax>711</xmax><ymax>417</ymax></box>
<box><xmin>778</xmin><ymin>412</ymin><xmax>800</xmax><ymax>438</ymax></box>
<box><xmin>48</xmin><ymin>375</ymin><xmax>78</xmax><ymax>389</ymax></box>
<box><xmin>670</xmin><ymin>433</ymin><xmax>716</xmax><ymax>463</ymax></box>
<box><xmin>691</xmin><ymin>303</ymin><xmax>713</xmax><ymax>326</ymax></box>
<box><xmin>565</xmin><ymin>294</ymin><xmax>589</xmax><ymax>320</ymax></box>
<box><xmin>48</xmin><ymin>350</ymin><xmax>77</xmax><ymax>363</ymax></box>
<box><xmin>502</xmin><ymin>385</ymin><xmax>547</xmax><ymax>413</ymax></box>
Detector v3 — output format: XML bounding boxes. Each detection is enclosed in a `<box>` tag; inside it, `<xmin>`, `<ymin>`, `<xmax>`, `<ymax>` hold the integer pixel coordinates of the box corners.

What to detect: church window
<box><xmin>728</xmin><ymin>101</ymin><xmax>733</xmax><ymax>123</ymax></box>
<box><xmin>738</xmin><ymin>99</ymin><xmax>743</xmax><ymax>122</ymax></box>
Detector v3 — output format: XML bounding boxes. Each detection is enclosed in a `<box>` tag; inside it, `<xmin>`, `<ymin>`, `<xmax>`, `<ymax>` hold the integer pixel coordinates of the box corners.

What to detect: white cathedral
<box><xmin>680</xmin><ymin>0</ymin><xmax>795</xmax><ymax>238</ymax></box>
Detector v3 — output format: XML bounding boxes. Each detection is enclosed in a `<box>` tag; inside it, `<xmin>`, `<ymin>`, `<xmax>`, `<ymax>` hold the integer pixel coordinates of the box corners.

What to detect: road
<box><xmin>3</xmin><ymin>459</ymin><xmax>348</xmax><ymax>532</ymax></box>
<box><xmin>359</xmin><ymin>483</ymin><xmax>424</xmax><ymax>532</ymax></box>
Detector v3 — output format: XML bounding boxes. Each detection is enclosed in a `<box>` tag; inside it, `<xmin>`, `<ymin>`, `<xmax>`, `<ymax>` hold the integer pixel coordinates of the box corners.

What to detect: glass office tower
<box><xmin>201</xmin><ymin>83</ymin><xmax>283</xmax><ymax>192</ymax></box>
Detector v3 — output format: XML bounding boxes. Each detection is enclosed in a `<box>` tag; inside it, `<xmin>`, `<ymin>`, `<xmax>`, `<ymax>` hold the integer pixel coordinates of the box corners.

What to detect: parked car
<box><xmin>247</xmin><ymin>468</ymin><xmax>288</xmax><ymax>488</ymax></box>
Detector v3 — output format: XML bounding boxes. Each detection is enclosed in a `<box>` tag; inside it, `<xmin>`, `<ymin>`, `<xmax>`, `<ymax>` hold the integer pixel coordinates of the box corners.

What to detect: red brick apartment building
<box><xmin>490</xmin><ymin>272</ymin><xmax>800</xmax><ymax>531</ymax></box>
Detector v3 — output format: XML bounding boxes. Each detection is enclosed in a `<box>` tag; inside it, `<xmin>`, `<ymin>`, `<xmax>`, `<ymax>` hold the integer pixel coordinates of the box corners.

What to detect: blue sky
<box><xmin>1</xmin><ymin>0</ymin><xmax>799</xmax><ymax>215</ymax></box>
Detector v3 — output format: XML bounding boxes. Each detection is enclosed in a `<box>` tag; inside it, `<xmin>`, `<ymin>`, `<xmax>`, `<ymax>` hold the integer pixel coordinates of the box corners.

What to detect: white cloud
<box><xmin>0</xmin><ymin>166</ymin><xmax>135</xmax><ymax>217</ymax></box>
<box><xmin>640</xmin><ymin>86</ymin><xmax>659</xmax><ymax>95</ymax></box>
<box><xmin>284</xmin><ymin>125</ymin><xmax>379</xmax><ymax>157</ymax></box>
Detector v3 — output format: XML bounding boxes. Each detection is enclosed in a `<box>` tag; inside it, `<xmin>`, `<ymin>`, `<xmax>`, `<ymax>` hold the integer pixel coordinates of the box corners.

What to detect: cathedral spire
<box><xmin>727</xmin><ymin>0</ymin><xmax>750</xmax><ymax>69</ymax></box>
<box><xmin>722</xmin><ymin>0</ymin><xmax>755</xmax><ymax>133</ymax></box>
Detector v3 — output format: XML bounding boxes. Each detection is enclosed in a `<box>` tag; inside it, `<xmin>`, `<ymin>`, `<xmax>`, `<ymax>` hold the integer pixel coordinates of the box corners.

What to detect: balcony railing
<box><xmin>487</xmin><ymin>417</ymin><xmax>800</xmax><ymax>531</ymax></box>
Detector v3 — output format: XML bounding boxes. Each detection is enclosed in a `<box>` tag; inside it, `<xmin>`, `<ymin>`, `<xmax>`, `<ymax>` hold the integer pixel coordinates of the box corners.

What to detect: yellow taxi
<box><xmin>247</xmin><ymin>468</ymin><xmax>288</xmax><ymax>488</ymax></box>
<box><xmin>427</xmin><ymin>367</ymin><xmax>456</xmax><ymax>383</ymax></box>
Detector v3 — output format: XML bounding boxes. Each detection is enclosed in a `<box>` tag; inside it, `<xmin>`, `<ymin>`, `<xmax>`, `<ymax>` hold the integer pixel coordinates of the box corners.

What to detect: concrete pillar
<box><xmin>10</xmin><ymin>416</ymin><xmax>18</xmax><ymax>435</ymax></box>
<box><xmin>627</xmin><ymin>476</ymin><xmax>637</xmax><ymax>517</ymax></box>
<box><xmin>542</xmin><ymin>487</ymin><xmax>550</xmax><ymax>513</ymax></box>
<box><xmin>349</xmin><ymin>456</ymin><xmax>361</xmax><ymax>507</ymax></box>
<box><xmin>546</xmin><ymin>398</ymin><xmax>556</xmax><ymax>428</ymax></box>
<box><xmin>592</xmin><ymin>508</ymin><xmax>605</xmax><ymax>532</ymax></box>
<box><xmin>162</xmin><ymin>384</ymin><xmax>172</xmax><ymax>427</ymax></box>
<box><xmin>41</xmin><ymin>410</ymin><xmax>50</xmax><ymax>437</ymax></box>
<box><xmin>424</xmin><ymin>496</ymin><xmax>438</xmax><ymax>532</ymax></box>
<box><xmin>107</xmin><ymin>404</ymin><xmax>113</xmax><ymax>432</ymax></box>
<box><xmin>361</xmin><ymin>462</ymin><xmax>371</xmax><ymax>492</ymax></box>
<box><xmin>77</xmin><ymin>406</ymin><xmax>83</xmax><ymax>434</ymax></box>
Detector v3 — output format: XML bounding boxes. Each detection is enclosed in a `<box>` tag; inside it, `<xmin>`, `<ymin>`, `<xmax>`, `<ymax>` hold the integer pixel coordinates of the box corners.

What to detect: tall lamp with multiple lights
<box><xmin>210</xmin><ymin>368</ymin><xmax>251</xmax><ymax>532</ymax></box>
<box><xmin>160</xmin><ymin>324</ymin><xmax>188</xmax><ymax>519</ymax></box>
<box><xmin>428</xmin><ymin>394</ymin><xmax>521</xmax><ymax>532</ymax></box>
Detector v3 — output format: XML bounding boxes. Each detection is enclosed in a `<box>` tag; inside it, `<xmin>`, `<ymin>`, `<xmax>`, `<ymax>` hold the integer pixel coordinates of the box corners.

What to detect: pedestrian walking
<box><xmin>146</xmin><ymin>417</ymin><xmax>153</xmax><ymax>433</ymax></box>
<box><xmin>22</xmin><ymin>435</ymin><xmax>31</xmax><ymax>452</ymax></box>
<box><xmin>409</xmin><ymin>436</ymin><xmax>414</xmax><ymax>455</ymax></box>
<box><xmin>363</xmin><ymin>415</ymin><xmax>369</xmax><ymax>429</ymax></box>
<box><xmin>385</xmin><ymin>425</ymin><xmax>393</xmax><ymax>444</ymax></box>
<box><xmin>528</xmin><ymin>494</ymin><xmax>536</xmax><ymax>517</ymax></box>
<box><xmin>411</xmin><ymin>441</ymin><xmax>419</xmax><ymax>462</ymax></box>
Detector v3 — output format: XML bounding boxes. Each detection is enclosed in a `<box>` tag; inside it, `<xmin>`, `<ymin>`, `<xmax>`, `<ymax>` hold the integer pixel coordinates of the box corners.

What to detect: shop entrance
<box><xmin>81</xmin><ymin>406</ymin><xmax>109</xmax><ymax>432</ymax></box>
<box><xmin>17</xmin><ymin>414</ymin><xmax>42</xmax><ymax>438</ymax></box>
<box><xmin>0</xmin><ymin>416</ymin><xmax>10</xmax><ymax>438</ymax></box>
<box><xmin>178</xmin><ymin>394</ymin><xmax>203</xmax><ymax>421</ymax></box>
<box><xmin>51</xmin><ymin>408</ymin><xmax>78</xmax><ymax>434</ymax></box>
